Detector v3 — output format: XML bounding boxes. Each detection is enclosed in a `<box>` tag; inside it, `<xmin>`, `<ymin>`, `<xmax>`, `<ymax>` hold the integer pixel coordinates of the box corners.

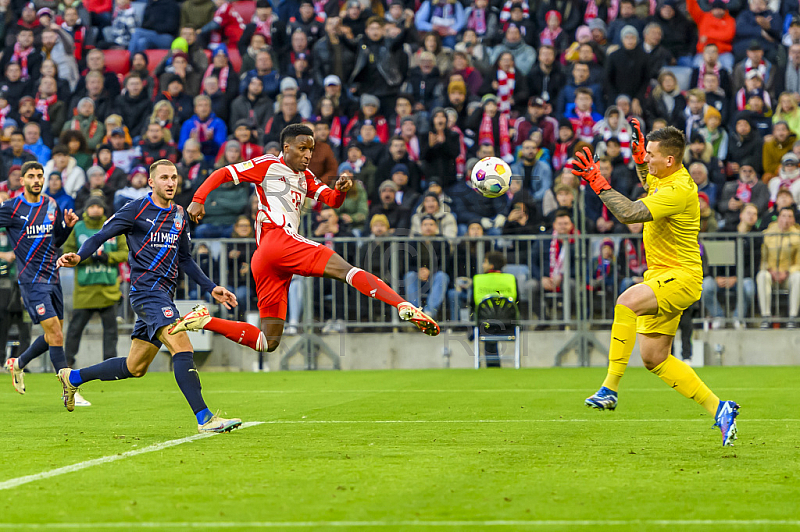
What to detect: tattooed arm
<box><xmin>599</xmin><ymin>189</ymin><xmax>654</xmax><ymax>224</ymax></box>
<box><xmin>636</xmin><ymin>163</ymin><xmax>649</xmax><ymax>193</ymax></box>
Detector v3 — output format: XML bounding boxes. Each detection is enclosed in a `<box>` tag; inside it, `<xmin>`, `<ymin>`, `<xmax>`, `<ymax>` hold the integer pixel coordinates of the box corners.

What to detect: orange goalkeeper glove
<box><xmin>630</xmin><ymin>117</ymin><xmax>646</xmax><ymax>165</ymax></box>
<box><xmin>571</xmin><ymin>147</ymin><xmax>611</xmax><ymax>195</ymax></box>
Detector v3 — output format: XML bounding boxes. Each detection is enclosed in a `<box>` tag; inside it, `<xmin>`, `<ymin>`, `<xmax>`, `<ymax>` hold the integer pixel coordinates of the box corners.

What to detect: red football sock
<box><xmin>346</xmin><ymin>268</ymin><xmax>405</xmax><ymax>307</ymax></box>
<box><xmin>205</xmin><ymin>318</ymin><xmax>267</xmax><ymax>352</ymax></box>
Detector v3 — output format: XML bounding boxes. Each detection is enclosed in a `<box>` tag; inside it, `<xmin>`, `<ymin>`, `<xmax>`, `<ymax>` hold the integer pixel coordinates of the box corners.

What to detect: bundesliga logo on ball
<box><xmin>471</xmin><ymin>157</ymin><xmax>512</xmax><ymax>198</ymax></box>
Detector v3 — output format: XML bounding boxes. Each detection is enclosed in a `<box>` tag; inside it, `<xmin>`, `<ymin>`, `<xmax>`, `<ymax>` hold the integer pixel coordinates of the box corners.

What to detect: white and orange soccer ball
<box><xmin>470</xmin><ymin>157</ymin><xmax>512</xmax><ymax>198</ymax></box>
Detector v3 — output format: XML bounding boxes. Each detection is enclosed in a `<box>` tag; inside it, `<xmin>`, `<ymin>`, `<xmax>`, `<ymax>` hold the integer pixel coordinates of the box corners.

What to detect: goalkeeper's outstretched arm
<box><xmin>599</xmin><ymin>189</ymin><xmax>654</xmax><ymax>224</ymax></box>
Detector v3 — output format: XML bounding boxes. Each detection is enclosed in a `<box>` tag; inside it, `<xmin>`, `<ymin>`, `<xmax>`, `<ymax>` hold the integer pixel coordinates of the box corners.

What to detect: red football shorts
<box><xmin>250</xmin><ymin>224</ymin><xmax>335</xmax><ymax>319</ymax></box>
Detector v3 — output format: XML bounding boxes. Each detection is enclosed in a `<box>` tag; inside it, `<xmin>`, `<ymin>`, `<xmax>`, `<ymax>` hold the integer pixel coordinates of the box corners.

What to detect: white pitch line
<box><xmin>258</xmin><ymin>418</ymin><xmax>797</xmax><ymax>424</ymax></box>
<box><xmin>0</xmin><ymin>422</ymin><xmax>263</xmax><ymax>491</ymax></box>
<box><xmin>1</xmin><ymin>520</ymin><xmax>799</xmax><ymax>528</ymax></box>
<box><xmin>111</xmin><ymin>387</ymin><xmax>780</xmax><ymax>394</ymax></box>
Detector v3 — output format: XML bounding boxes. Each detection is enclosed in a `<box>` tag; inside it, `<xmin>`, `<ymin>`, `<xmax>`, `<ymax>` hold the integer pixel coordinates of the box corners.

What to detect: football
<box><xmin>470</xmin><ymin>157</ymin><xmax>512</xmax><ymax>198</ymax></box>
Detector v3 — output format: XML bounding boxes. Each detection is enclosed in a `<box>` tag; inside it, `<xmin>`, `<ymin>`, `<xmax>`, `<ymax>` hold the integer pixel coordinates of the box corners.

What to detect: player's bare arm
<box><xmin>599</xmin><ymin>189</ymin><xmax>654</xmax><ymax>224</ymax></box>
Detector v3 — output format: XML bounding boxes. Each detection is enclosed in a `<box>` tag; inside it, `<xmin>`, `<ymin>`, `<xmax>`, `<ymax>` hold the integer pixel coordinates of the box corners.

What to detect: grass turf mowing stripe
<box><xmin>2</xmin><ymin>520</ymin><xmax>800</xmax><ymax>528</ymax></box>
<box><xmin>0</xmin><ymin>422</ymin><xmax>263</xmax><ymax>491</ymax></box>
<box><xmin>256</xmin><ymin>418</ymin><xmax>795</xmax><ymax>423</ymax></box>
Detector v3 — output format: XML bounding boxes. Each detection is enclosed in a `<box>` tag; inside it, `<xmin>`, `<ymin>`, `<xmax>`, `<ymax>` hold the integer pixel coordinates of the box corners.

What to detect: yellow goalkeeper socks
<box><xmin>650</xmin><ymin>355</ymin><xmax>719</xmax><ymax>414</ymax></box>
<box><xmin>601</xmin><ymin>305</ymin><xmax>638</xmax><ymax>392</ymax></box>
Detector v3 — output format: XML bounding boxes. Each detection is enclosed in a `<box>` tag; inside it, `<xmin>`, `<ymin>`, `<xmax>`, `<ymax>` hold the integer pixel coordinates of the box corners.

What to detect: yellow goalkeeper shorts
<box><xmin>636</xmin><ymin>269</ymin><xmax>703</xmax><ymax>336</ymax></box>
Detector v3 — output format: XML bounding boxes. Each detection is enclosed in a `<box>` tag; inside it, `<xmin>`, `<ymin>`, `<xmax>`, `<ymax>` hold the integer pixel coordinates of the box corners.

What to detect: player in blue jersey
<box><xmin>2</xmin><ymin>161</ymin><xmax>79</xmax><ymax>403</ymax></box>
<box><xmin>56</xmin><ymin>160</ymin><xmax>242</xmax><ymax>433</ymax></box>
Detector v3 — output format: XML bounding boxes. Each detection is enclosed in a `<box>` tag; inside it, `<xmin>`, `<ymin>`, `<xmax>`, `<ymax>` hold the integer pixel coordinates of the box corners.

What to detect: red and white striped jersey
<box><xmin>202</xmin><ymin>154</ymin><xmax>345</xmax><ymax>235</ymax></box>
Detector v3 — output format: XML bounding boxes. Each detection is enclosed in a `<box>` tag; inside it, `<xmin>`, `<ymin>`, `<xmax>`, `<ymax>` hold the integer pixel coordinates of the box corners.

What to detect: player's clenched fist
<box><xmin>571</xmin><ymin>147</ymin><xmax>611</xmax><ymax>195</ymax></box>
<box><xmin>57</xmin><ymin>252</ymin><xmax>81</xmax><ymax>268</ymax></box>
<box><xmin>629</xmin><ymin>118</ymin><xmax>647</xmax><ymax>165</ymax></box>
<box><xmin>334</xmin><ymin>173</ymin><xmax>353</xmax><ymax>193</ymax></box>
<box><xmin>187</xmin><ymin>202</ymin><xmax>205</xmax><ymax>223</ymax></box>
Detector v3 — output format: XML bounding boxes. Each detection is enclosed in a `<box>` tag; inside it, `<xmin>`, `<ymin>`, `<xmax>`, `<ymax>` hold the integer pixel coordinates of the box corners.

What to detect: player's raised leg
<box><xmin>586</xmin><ymin>284</ymin><xmax>656</xmax><ymax>410</ymax></box>
<box><xmin>323</xmin><ymin>253</ymin><xmax>440</xmax><ymax>336</ymax></box>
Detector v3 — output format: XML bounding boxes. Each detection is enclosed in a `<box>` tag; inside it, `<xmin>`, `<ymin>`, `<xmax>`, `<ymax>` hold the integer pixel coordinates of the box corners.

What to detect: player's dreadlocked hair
<box><xmin>20</xmin><ymin>161</ymin><xmax>43</xmax><ymax>177</ymax></box>
<box><xmin>646</xmin><ymin>126</ymin><xmax>685</xmax><ymax>161</ymax></box>
<box><xmin>280</xmin><ymin>124</ymin><xmax>314</xmax><ymax>149</ymax></box>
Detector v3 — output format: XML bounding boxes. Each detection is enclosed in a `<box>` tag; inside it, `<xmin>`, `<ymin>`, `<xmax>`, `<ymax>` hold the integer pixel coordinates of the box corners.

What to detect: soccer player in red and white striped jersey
<box><xmin>168</xmin><ymin>124</ymin><xmax>439</xmax><ymax>351</ymax></box>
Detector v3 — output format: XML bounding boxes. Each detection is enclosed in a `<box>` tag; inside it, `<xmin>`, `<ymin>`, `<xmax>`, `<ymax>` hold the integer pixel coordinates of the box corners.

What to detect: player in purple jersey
<box><xmin>57</xmin><ymin>160</ymin><xmax>242</xmax><ymax>433</ymax></box>
<box><xmin>2</xmin><ymin>162</ymin><xmax>79</xmax><ymax>405</ymax></box>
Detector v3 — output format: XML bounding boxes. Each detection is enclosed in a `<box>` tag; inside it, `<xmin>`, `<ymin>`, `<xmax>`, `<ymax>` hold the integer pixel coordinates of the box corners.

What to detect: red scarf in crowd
<box><xmin>0</xmin><ymin>104</ymin><xmax>10</xmax><ymax>129</ymax></box>
<box><xmin>71</xmin><ymin>116</ymin><xmax>98</xmax><ymax>139</ymax></box>
<box><xmin>736</xmin><ymin>180</ymin><xmax>753</xmax><ymax>203</ymax></box>
<box><xmin>453</xmin><ymin>124</ymin><xmax>466</xmax><ymax>178</ymax></box>
<box><xmin>35</xmin><ymin>92</ymin><xmax>56</xmax><ymax>121</ymax></box>
<box><xmin>254</xmin><ymin>17</ymin><xmax>273</xmax><ymax>45</ymax></box>
<box><xmin>478</xmin><ymin>113</ymin><xmax>511</xmax><ymax>159</ymax></box>
<box><xmin>62</xmin><ymin>23</ymin><xmax>86</xmax><ymax>62</ymax></box>
<box><xmin>496</xmin><ymin>68</ymin><xmax>515</xmax><ymax>116</ymax></box>
<box><xmin>696</xmin><ymin>62</ymin><xmax>721</xmax><ymax>90</ymax></box>
<box><xmin>549</xmin><ymin>228</ymin><xmax>577</xmax><ymax>290</ymax></box>
<box><xmin>11</xmin><ymin>43</ymin><xmax>34</xmax><ymax>80</ymax></box>
<box><xmin>466</xmin><ymin>7</ymin><xmax>487</xmax><ymax>34</ymax></box>
<box><xmin>203</xmin><ymin>65</ymin><xmax>229</xmax><ymax>92</ymax></box>
<box><xmin>104</xmin><ymin>164</ymin><xmax>116</xmax><ymax>183</ymax></box>
<box><xmin>192</xmin><ymin>116</ymin><xmax>215</xmax><ymax>142</ymax></box>
<box><xmin>329</xmin><ymin>116</ymin><xmax>342</xmax><ymax>148</ymax></box>
<box><xmin>624</xmin><ymin>238</ymin><xmax>646</xmax><ymax>275</ymax></box>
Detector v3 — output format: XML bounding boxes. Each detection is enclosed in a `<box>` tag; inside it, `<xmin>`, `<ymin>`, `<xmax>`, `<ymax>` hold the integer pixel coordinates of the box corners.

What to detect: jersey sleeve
<box><xmin>639</xmin><ymin>183</ymin><xmax>686</xmax><ymax>221</ymax></box>
<box><xmin>306</xmin><ymin>174</ymin><xmax>346</xmax><ymax>208</ymax></box>
<box><xmin>192</xmin><ymin>157</ymin><xmax>274</xmax><ymax>203</ymax></box>
<box><xmin>177</xmin><ymin>227</ymin><xmax>216</xmax><ymax>295</ymax></box>
<box><xmin>0</xmin><ymin>200</ymin><xmax>15</xmax><ymax>229</ymax></box>
<box><xmin>76</xmin><ymin>206</ymin><xmax>135</xmax><ymax>261</ymax></box>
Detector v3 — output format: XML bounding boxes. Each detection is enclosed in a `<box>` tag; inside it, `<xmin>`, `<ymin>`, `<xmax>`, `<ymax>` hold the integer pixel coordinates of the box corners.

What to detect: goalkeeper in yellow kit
<box><xmin>571</xmin><ymin>120</ymin><xmax>739</xmax><ymax>446</ymax></box>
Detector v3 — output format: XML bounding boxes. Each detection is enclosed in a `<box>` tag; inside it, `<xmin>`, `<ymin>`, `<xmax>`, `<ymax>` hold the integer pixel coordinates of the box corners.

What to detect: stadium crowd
<box><xmin>1</xmin><ymin>0</ymin><xmax>800</xmax><ymax>332</ymax></box>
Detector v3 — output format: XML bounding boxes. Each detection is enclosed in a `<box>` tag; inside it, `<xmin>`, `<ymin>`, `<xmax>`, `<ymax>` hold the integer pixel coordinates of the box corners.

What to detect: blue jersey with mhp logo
<box><xmin>76</xmin><ymin>193</ymin><xmax>215</xmax><ymax>297</ymax></box>
<box><xmin>0</xmin><ymin>194</ymin><xmax>71</xmax><ymax>285</ymax></box>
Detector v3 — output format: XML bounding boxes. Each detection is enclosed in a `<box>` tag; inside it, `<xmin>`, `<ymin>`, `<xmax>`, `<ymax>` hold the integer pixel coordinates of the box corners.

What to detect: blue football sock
<box><xmin>16</xmin><ymin>335</ymin><xmax>48</xmax><ymax>369</ymax></box>
<box><xmin>172</xmin><ymin>352</ymin><xmax>208</xmax><ymax>419</ymax></box>
<box><xmin>48</xmin><ymin>346</ymin><xmax>67</xmax><ymax>372</ymax></box>
<box><xmin>77</xmin><ymin>357</ymin><xmax>133</xmax><ymax>384</ymax></box>
<box><xmin>196</xmin><ymin>408</ymin><xmax>213</xmax><ymax>425</ymax></box>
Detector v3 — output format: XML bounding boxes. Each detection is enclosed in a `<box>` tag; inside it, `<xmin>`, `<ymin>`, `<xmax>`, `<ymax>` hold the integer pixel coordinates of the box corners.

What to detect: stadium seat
<box><xmin>472</xmin><ymin>296</ymin><xmax>521</xmax><ymax>369</ymax></box>
<box><xmin>103</xmin><ymin>49</ymin><xmax>130</xmax><ymax>76</ymax></box>
<box><xmin>661</xmin><ymin>66</ymin><xmax>693</xmax><ymax>92</ymax></box>
<box><xmin>144</xmin><ymin>49</ymin><xmax>169</xmax><ymax>76</ymax></box>
<box><xmin>232</xmin><ymin>0</ymin><xmax>256</xmax><ymax>24</ymax></box>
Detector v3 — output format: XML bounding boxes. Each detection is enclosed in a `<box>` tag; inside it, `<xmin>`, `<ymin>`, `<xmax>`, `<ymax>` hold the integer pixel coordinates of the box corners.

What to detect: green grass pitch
<box><xmin>1</xmin><ymin>366</ymin><xmax>799</xmax><ymax>531</ymax></box>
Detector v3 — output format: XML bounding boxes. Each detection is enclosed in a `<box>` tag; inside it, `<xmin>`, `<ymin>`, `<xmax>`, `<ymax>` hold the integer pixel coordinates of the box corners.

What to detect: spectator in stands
<box><xmin>698</xmin><ymin>191</ymin><xmax>718</xmax><ymax>233</ymax></box>
<box><xmin>129</xmin><ymin>0</ymin><xmax>180</xmax><ymax>54</ymax></box>
<box><xmin>341</xmin><ymin>142</ymin><xmax>377</xmax><ymax>196</ymax></box>
<box><xmin>481</xmin><ymin>51</ymin><xmax>529</xmax><ymax>117</ymax></box>
<box><xmin>103</xmin><ymin>114</ymin><xmax>132</xmax><ymax>146</ymax></box>
<box><xmin>71</xmin><ymin>71</ymin><xmax>111</xmax><ymax>123</ymax></box>
<box><xmin>0</xmin><ymin>27</ymin><xmax>41</xmax><ymax>83</ymax></box>
<box><xmin>783</xmin><ymin>44</ymin><xmax>800</xmax><ymax>96</ymax></box>
<box><xmin>490</xmin><ymin>22</ymin><xmax>535</xmax><ymax>77</ymax></box>
<box><xmin>763</xmin><ymin>122</ymin><xmax>797</xmax><ymax>182</ymax></box>
<box><xmin>281</xmin><ymin>27</ymin><xmax>309</xmax><ymax>74</ymax></box>
<box><xmin>618</xmin><ymin>221</ymin><xmax>646</xmax><ymax>293</ymax></box>
<box><xmin>204</xmin><ymin>44</ymin><xmax>239</xmax><ymax>101</ymax></box>
<box><xmin>357</xmin><ymin>119</ymin><xmax>386</xmax><ymax>165</ymax></box>
<box><xmin>541</xmin><ymin>208</ymin><xmax>577</xmax><ymax>294</ymax></box>
<box><xmin>728</xmin><ymin>112</ymin><xmax>764</xmax><ymax>174</ymax></box>
<box><xmin>288</xmin><ymin>0</ymin><xmax>324</xmax><ymax>48</ymax></box>
<box><xmin>605</xmin><ymin>25</ymin><xmax>649</xmax><ymax>116</ymax></box>
<box><xmin>0</xmin><ymin>62</ymin><xmax>32</xmax><ymax>110</ymax></box>
<box><xmin>109</xmin><ymin>0</ymin><xmax>137</xmax><ymax>49</ymax></box>
<box><xmin>346</xmin><ymin>94</ymin><xmax>388</xmax><ymax>145</ymax></box>
<box><xmin>221</xmin><ymin>120</ymin><xmax>262</xmax><ymax>161</ymax></box>
<box><xmin>733</xmin><ymin>40</ymin><xmax>777</xmax><ymax>97</ymax></box>
<box><xmin>312</xmin><ymin>18</ymin><xmax>354</xmax><ymax>92</ymax></box>
<box><xmin>511</xmin><ymin>138</ymin><xmax>552</xmax><ymax>203</ymax></box>
<box><xmin>74</xmin><ymin>165</ymin><xmax>114</xmax><ymax>214</ymax></box>
<box><xmin>43</xmin><ymin>144</ymin><xmax>85</xmax><ymax>198</ymax></box>
<box><xmin>240</xmin><ymin>0</ymin><xmax>285</xmax><ymax>56</ymax></box>
<box><xmin>686</xmin><ymin>0</ymin><xmax>735</xmax><ymax>71</ymax></box>
<box><xmin>62</xmin><ymin>194</ymin><xmax>126</xmax><ymax>365</ymax></box>
<box><xmin>178</xmin><ymin>94</ymin><xmax>227</xmax><ymax>164</ymax></box>
<box><xmin>94</xmin><ymin>143</ymin><xmax>128</xmax><ymax>192</ymax></box>
<box><xmin>12</xmin><ymin>95</ymin><xmax>52</xmax><ymax>147</ymax></box>
<box><xmin>410</xmin><ymin>191</ymin><xmax>456</xmax><ymax>238</ymax></box>
<box><xmin>538</xmin><ymin>9</ymin><xmax>569</xmax><ymax>53</ymax></box>
<box><xmin>556</xmin><ymin>61</ymin><xmax>603</xmax><ymax>116</ymax></box>
<box><xmin>502</xmin><ymin>197</ymin><xmax>540</xmax><ymax>235</ymax></box>
<box><xmin>130</xmin><ymin>52</ymin><xmax>156</xmax><ymax>101</ymax></box>
<box><xmin>690</xmin><ymin>161</ymin><xmax>718</xmax><ymax>207</ymax></box>
<box><xmin>35</xmin><ymin>75</ymin><xmax>66</xmax><ymax>135</ymax></box>
<box><xmin>368</xmin><ymin>180</ymin><xmax>410</xmax><ymax>232</ymax></box>
<box><xmin>376</xmin><ymin>135</ymin><xmax>422</xmax><ymax>192</ymax></box>
<box><xmin>46</xmin><ymin>173</ymin><xmax>74</xmax><ymax>211</ymax></box>
<box><xmin>684</xmin><ymin>132</ymin><xmax>724</xmax><ymax>187</ymax></box>
<box><xmin>23</xmin><ymin>122</ymin><xmax>49</xmax><ymax>165</ymax></box>
<box><xmin>63</xmin><ymin>97</ymin><xmax>105</xmax><ymax>151</ymax></box>
<box><xmin>156</xmin><ymin>76</ymin><xmax>194</xmax><ymax>129</ymax></box>
<box><xmin>699</xmin><ymin>107</ymin><xmax>728</xmax><ymax>162</ymax></box>
<box><xmin>263</xmin><ymin>93</ymin><xmax>302</xmax><ymax>144</ymax></box>
<box><xmin>683</xmin><ymin>89</ymin><xmax>707</xmax><ymax>139</ymax></box>
<box><xmin>58</xmin><ymin>7</ymin><xmax>86</xmax><ymax>65</ymax></box>
<box><xmin>451</xmin><ymin>51</ymin><xmax>483</xmax><ymax>98</ymax></box>
<box><xmin>239</xmin><ymin>50</ymin><xmax>280</xmax><ymax>100</ymax></box>
<box><xmin>703</xmin><ymin>71</ymin><xmax>731</xmax><ymax>126</ymax></box>
<box><xmin>112</xmin><ymin>165</ymin><xmax>148</xmax><ymax>209</ymax></box>
<box><xmin>176</xmin><ymin>138</ymin><xmax>211</xmax><ymax>190</ymax></box>
<box><xmin>450</xmin><ymin>174</ymin><xmax>506</xmax><ymax>235</ymax></box>
<box><xmin>181</xmin><ymin>0</ymin><xmax>215</xmax><ymax>33</ymax></box>
<box><xmin>565</xmin><ymin>87</ymin><xmax>602</xmax><ymax>144</ymax></box>
<box><xmin>593</xmin><ymin>106</ymin><xmax>632</xmax><ymax>163</ymax></box>
<box><xmin>652</xmin><ymin>0</ymin><xmax>695</xmax><ymax>66</ymax></box>
<box><xmin>79</xmin><ymin>48</ymin><xmax>121</xmax><ymax>98</ymax></box>
<box><xmin>403</xmin><ymin>51</ymin><xmax>442</xmax><ymax>112</ymax></box>
<box><xmin>402</xmin><ymin>214</ymin><xmax>450</xmax><ymax>319</ymax></box>
<box><xmin>733</xmin><ymin>0</ymin><xmax>781</xmax><ymax>62</ymax></box>
<box><xmin>773</xmin><ymin>93</ymin><xmax>800</xmax><ymax>136</ymax></box>
<box><xmin>346</xmin><ymin>16</ymin><xmax>409</xmax><ymax>115</ymax></box>
<box><xmin>442</xmin><ymin>78</ymin><xmax>471</xmax><ymax>133</ymax></box>
<box><xmin>307</xmin><ymin>120</ymin><xmax>337</xmax><ymax>183</ymax></box>
<box><xmin>149</xmin><ymin>101</ymin><xmax>176</xmax><ymax>143</ymax></box>
<box><xmin>703</xmin><ymin>203</ymin><xmax>760</xmax><ymax>328</ymax></box>
<box><xmin>387</xmin><ymin>163</ymin><xmax>418</xmax><ymax>210</ymax></box>
<box><xmin>606</xmin><ymin>0</ymin><xmax>641</xmax><ymax>46</ymax></box>
<box><xmin>414</xmin><ymin>0</ymin><xmax>464</xmax><ymax>49</ymax></box>
<box><xmin>137</xmin><ymin>123</ymin><xmax>178</xmax><ymax>168</ymax></box>
<box><xmin>0</xmin><ymin>130</ymin><xmax>35</xmax><ymax>181</ymax></box>
<box><xmin>113</xmin><ymin>74</ymin><xmax>152</xmax><ymax>139</ymax></box>
<box><xmin>718</xmin><ymin>162</ymin><xmax>769</xmax><ymax>228</ymax></box>
<box><xmin>767</xmin><ymin>152</ymin><xmax>800</xmax><ymax>204</ymax></box>
<box><xmin>202</xmin><ymin>75</ymin><xmax>230</xmax><ymax>125</ymax></box>
<box><xmin>61</xmin><ymin>130</ymin><xmax>91</xmax><ymax>170</ymax></box>
<box><xmin>757</xmin><ymin>206</ymin><xmax>800</xmax><ymax>328</ymax></box>
<box><xmin>333</xmin><ymin>169</ymin><xmax>369</xmax><ymax>235</ymax></box>
<box><xmin>422</xmin><ymin>107</ymin><xmax>461</xmax><ymax>188</ymax></box>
